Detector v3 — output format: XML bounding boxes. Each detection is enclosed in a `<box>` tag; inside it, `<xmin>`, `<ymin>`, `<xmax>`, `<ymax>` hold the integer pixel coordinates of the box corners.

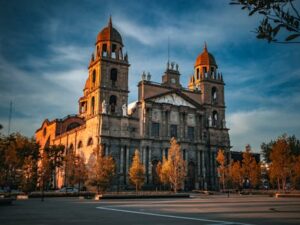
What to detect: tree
<box><xmin>249</xmin><ymin>158</ymin><xmax>261</xmax><ymax>188</ymax></box>
<box><xmin>0</xmin><ymin>133</ymin><xmax>40</xmax><ymax>192</ymax></box>
<box><xmin>44</xmin><ymin>144</ymin><xmax>65</xmax><ymax>189</ymax></box>
<box><xmin>88</xmin><ymin>145</ymin><xmax>115</xmax><ymax>194</ymax></box>
<box><xmin>269</xmin><ymin>138</ymin><xmax>293</xmax><ymax>191</ymax></box>
<box><xmin>241</xmin><ymin>145</ymin><xmax>261</xmax><ymax>189</ymax></box>
<box><xmin>38</xmin><ymin>150</ymin><xmax>52</xmax><ymax>198</ymax></box>
<box><xmin>156</xmin><ymin>156</ymin><xmax>170</xmax><ymax>190</ymax></box>
<box><xmin>163</xmin><ymin>138</ymin><xmax>186</xmax><ymax>193</ymax></box>
<box><xmin>129</xmin><ymin>149</ymin><xmax>145</xmax><ymax>192</ymax></box>
<box><xmin>292</xmin><ymin>155</ymin><xmax>300</xmax><ymax>189</ymax></box>
<box><xmin>65</xmin><ymin>150</ymin><xmax>76</xmax><ymax>187</ymax></box>
<box><xmin>216</xmin><ymin>149</ymin><xmax>227</xmax><ymax>191</ymax></box>
<box><xmin>230</xmin><ymin>161</ymin><xmax>243</xmax><ymax>190</ymax></box>
<box><xmin>73</xmin><ymin>154</ymin><xmax>88</xmax><ymax>193</ymax></box>
<box><xmin>18</xmin><ymin>137</ymin><xmax>40</xmax><ymax>193</ymax></box>
<box><xmin>261</xmin><ymin>134</ymin><xmax>300</xmax><ymax>162</ymax></box>
<box><xmin>230</xmin><ymin>0</ymin><xmax>300</xmax><ymax>43</ymax></box>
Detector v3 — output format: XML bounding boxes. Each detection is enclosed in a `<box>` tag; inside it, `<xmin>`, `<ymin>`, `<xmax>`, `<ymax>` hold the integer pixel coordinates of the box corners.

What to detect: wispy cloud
<box><xmin>227</xmin><ymin>109</ymin><xmax>300</xmax><ymax>152</ymax></box>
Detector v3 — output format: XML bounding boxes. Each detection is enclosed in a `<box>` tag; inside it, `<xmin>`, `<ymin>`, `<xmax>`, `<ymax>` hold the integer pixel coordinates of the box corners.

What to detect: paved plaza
<box><xmin>1</xmin><ymin>195</ymin><xmax>300</xmax><ymax>225</ymax></box>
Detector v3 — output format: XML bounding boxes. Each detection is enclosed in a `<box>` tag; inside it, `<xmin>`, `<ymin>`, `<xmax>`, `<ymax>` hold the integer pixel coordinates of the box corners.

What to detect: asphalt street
<box><xmin>1</xmin><ymin>194</ymin><xmax>300</xmax><ymax>225</ymax></box>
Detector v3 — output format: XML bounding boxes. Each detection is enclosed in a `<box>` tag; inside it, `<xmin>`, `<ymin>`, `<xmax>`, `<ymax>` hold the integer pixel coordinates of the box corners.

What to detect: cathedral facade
<box><xmin>35</xmin><ymin>18</ymin><xmax>230</xmax><ymax>191</ymax></box>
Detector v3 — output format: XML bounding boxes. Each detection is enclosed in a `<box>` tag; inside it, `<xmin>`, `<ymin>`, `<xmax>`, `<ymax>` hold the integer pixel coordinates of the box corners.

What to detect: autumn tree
<box><xmin>156</xmin><ymin>155</ymin><xmax>170</xmax><ymax>190</ymax></box>
<box><xmin>292</xmin><ymin>155</ymin><xmax>300</xmax><ymax>189</ymax></box>
<box><xmin>0</xmin><ymin>133</ymin><xmax>40</xmax><ymax>192</ymax></box>
<box><xmin>73</xmin><ymin>154</ymin><xmax>88</xmax><ymax>192</ymax></box>
<box><xmin>38</xmin><ymin>150</ymin><xmax>52</xmax><ymax>195</ymax></box>
<box><xmin>161</xmin><ymin>138</ymin><xmax>186</xmax><ymax>193</ymax></box>
<box><xmin>240</xmin><ymin>145</ymin><xmax>261</xmax><ymax>189</ymax></box>
<box><xmin>88</xmin><ymin>145</ymin><xmax>115</xmax><ymax>194</ymax></box>
<box><xmin>216</xmin><ymin>149</ymin><xmax>228</xmax><ymax>191</ymax></box>
<box><xmin>44</xmin><ymin>144</ymin><xmax>65</xmax><ymax>189</ymax></box>
<box><xmin>230</xmin><ymin>161</ymin><xmax>243</xmax><ymax>190</ymax></box>
<box><xmin>18</xmin><ymin>137</ymin><xmax>40</xmax><ymax>193</ymax></box>
<box><xmin>230</xmin><ymin>0</ymin><xmax>300</xmax><ymax>44</ymax></box>
<box><xmin>261</xmin><ymin>134</ymin><xmax>300</xmax><ymax>163</ymax></box>
<box><xmin>64</xmin><ymin>150</ymin><xmax>76</xmax><ymax>187</ymax></box>
<box><xmin>129</xmin><ymin>149</ymin><xmax>145</xmax><ymax>192</ymax></box>
<box><xmin>269</xmin><ymin>138</ymin><xmax>293</xmax><ymax>191</ymax></box>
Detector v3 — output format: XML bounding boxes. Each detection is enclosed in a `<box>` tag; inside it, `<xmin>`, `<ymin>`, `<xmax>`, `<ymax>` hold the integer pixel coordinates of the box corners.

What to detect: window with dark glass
<box><xmin>212</xmin><ymin>111</ymin><xmax>218</xmax><ymax>127</ymax></box>
<box><xmin>109</xmin><ymin>95</ymin><xmax>117</xmax><ymax>113</ymax></box>
<box><xmin>110</xmin><ymin>68</ymin><xmax>117</xmax><ymax>87</ymax></box>
<box><xmin>151</xmin><ymin>122</ymin><xmax>160</xmax><ymax>137</ymax></box>
<box><xmin>188</xmin><ymin>126</ymin><xmax>195</xmax><ymax>141</ymax></box>
<box><xmin>170</xmin><ymin>124</ymin><xmax>177</xmax><ymax>138</ymax></box>
<box><xmin>92</xmin><ymin>70</ymin><xmax>96</xmax><ymax>84</ymax></box>
<box><xmin>212</xmin><ymin>87</ymin><xmax>217</xmax><ymax>104</ymax></box>
<box><xmin>91</xmin><ymin>97</ymin><xmax>95</xmax><ymax>115</ymax></box>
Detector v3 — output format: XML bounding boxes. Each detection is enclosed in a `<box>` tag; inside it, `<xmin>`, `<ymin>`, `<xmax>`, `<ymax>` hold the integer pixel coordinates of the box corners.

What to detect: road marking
<box><xmin>96</xmin><ymin>206</ymin><xmax>253</xmax><ymax>225</ymax></box>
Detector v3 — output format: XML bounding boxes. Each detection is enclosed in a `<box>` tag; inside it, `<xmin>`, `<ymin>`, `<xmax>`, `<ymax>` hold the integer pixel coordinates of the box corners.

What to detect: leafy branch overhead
<box><xmin>230</xmin><ymin>0</ymin><xmax>300</xmax><ymax>43</ymax></box>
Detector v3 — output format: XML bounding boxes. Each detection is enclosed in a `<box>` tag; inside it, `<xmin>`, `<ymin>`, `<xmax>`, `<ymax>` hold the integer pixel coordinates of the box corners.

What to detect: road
<box><xmin>1</xmin><ymin>194</ymin><xmax>300</xmax><ymax>225</ymax></box>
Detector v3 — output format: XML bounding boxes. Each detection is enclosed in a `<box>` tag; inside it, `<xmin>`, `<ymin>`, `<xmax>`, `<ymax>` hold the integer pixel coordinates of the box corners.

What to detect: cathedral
<box><xmin>35</xmin><ymin>17</ymin><xmax>230</xmax><ymax>191</ymax></box>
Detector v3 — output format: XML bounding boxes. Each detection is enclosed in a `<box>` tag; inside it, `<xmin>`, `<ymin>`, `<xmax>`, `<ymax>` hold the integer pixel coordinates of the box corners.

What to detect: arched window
<box><xmin>102</xmin><ymin>44</ymin><xmax>107</xmax><ymax>57</ymax></box>
<box><xmin>212</xmin><ymin>87</ymin><xmax>217</xmax><ymax>103</ymax></box>
<box><xmin>66</xmin><ymin>122</ymin><xmax>80</xmax><ymax>131</ymax></box>
<box><xmin>212</xmin><ymin>111</ymin><xmax>218</xmax><ymax>127</ymax></box>
<box><xmin>109</xmin><ymin>95</ymin><xmax>117</xmax><ymax>113</ymax></box>
<box><xmin>112</xmin><ymin>44</ymin><xmax>117</xmax><ymax>59</ymax></box>
<box><xmin>87</xmin><ymin>137</ymin><xmax>93</xmax><ymax>146</ymax></box>
<box><xmin>196</xmin><ymin>68</ymin><xmax>199</xmax><ymax>79</ymax></box>
<box><xmin>77</xmin><ymin>141</ymin><xmax>83</xmax><ymax>149</ymax></box>
<box><xmin>91</xmin><ymin>97</ymin><xmax>95</xmax><ymax>115</ymax></box>
<box><xmin>92</xmin><ymin>70</ymin><xmax>96</xmax><ymax>84</ymax></box>
<box><xmin>43</xmin><ymin>127</ymin><xmax>47</xmax><ymax>137</ymax></box>
<box><xmin>110</xmin><ymin>68</ymin><xmax>117</xmax><ymax>87</ymax></box>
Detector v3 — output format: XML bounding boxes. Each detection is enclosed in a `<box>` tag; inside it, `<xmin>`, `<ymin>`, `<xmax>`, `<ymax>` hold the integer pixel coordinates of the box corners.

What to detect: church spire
<box><xmin>108</xmin><ymin>15</ymin><xmax>112</xmax><ymax>29</ymax></box>
<box><xmin>204</xmin><ymin>41</ymin><xmax>208</xmax><ymax>52</ymax></box>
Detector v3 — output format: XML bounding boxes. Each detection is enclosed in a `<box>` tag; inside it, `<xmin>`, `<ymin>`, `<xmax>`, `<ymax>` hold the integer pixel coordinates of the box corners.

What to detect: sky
<box><xmin>0</xmin><ymin>0</ymin><xmax>299</xmax><ymax>153</ymax></box>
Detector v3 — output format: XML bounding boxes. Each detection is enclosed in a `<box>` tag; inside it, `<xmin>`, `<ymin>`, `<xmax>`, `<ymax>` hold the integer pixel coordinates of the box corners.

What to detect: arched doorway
<box><xmin>187</xmin><ymin>161</ymin><xmax>196</xmax><ymax>191</ymax></box>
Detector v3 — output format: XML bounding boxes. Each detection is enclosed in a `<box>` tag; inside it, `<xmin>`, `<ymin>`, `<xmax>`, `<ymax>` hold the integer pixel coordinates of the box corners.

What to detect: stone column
<box><xmin>185</xmin><ymin>150</ymin><xmax>188</xmax><ymax>173</ymax></box>
<box><xmin>180</xmin><ymin>113</ymin><xmax>183</xmax><ymax>139</ymax></box>
<box><xmin>165</xmin><ymin>111</ymin><xmax>169</xmax><ymax>137</ymax></box>
<box><xmin>120</xmin><ymin>146</ymin><xmax>124</xmax><ymax>173</ymax></box>
<box><xmin>126</xmin><ymin>146</ymin><xmax>130</xmax><ymax>184</ymax></box>
<box><xmin>148</xmin><ymin>147</ymin><xmax>152</xmax><ymax>183</ymax></box>
<box><xmin>210</xmin><ymin>151</ymin><xmax>215</xmax><ymax>188</ymax></box>
<box><xmin>142</xmin><ymin>147</ymin><xmax>146</xmax><ymax>166</ymax></box>
<box><xmin>197</xmin><ymin>150</ymin><xmax>201</xmax><ymax>176</ymax></box>
<box><xmin>202</xmin><ymin>151</ymin><xmax>207</xmax><ymax>190</ymax></box>
<box><xmin>148</xmin><ymin>108</ymin><xmax>152</xmax><ymax>137</ymax></box>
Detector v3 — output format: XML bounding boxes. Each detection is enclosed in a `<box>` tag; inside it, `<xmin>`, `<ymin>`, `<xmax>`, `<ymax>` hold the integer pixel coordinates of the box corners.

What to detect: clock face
<box><xmin>171</xmin><ymin>78</ymin><xmax>176</xmax><ymax>84</ymax></box>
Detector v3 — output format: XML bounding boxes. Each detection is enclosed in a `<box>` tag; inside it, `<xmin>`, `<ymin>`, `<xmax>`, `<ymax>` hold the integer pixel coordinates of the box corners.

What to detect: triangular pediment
<box><xmin>151</xmin><ymin>93</ymin><xmax>196</xmax><ymax>108</ymax></box>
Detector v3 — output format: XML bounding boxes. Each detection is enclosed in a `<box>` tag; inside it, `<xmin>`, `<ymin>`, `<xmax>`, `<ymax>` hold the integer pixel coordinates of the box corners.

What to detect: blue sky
<box><xmin>0</xmin><ymin>0</ymin><xmax>299</xmax><ymax>152</ymax></box>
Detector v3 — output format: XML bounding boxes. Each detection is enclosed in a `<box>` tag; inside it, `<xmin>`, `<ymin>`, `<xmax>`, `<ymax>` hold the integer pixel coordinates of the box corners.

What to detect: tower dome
<box><xmin>194</xmin><ymin>43</ymin><xmax>217</xmax><ymax>68</ymax></box>
<box><xmin>96</xmin><ymin>17</ymin><xmax>123</xmax><ymax>46</ymax></box>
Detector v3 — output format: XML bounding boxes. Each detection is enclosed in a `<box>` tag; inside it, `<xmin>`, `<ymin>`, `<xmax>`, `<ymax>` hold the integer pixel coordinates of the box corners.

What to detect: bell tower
<box><xmin>79</xmin><ymin>17</ymin><xmax>130</xmax><ymax>118</ymax></box>
<box><xmin>188</xmin><ymin>43</ymin><xmax>226</xmax><ymax>129</ymax></box>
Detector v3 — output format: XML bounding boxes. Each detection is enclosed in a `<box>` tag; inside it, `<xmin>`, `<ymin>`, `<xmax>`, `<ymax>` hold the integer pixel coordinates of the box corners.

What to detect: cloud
<box><xmin>0</xmin><ymin>43</ymin><xmax>89</xmax><ymax>135</ymax></box>
<box><xmin>227</xmin><ymin>109</ymin><xmax>300</xmax><ymax>153</ymax></box>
